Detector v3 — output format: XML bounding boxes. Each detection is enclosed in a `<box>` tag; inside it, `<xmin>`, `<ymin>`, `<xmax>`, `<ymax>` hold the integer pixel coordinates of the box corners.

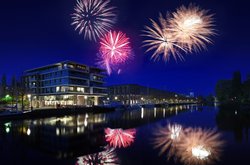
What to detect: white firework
<box><xmin>71</xmin><ymin>0</ymin><xmax>116</xmax><ymax>41</ymax></box>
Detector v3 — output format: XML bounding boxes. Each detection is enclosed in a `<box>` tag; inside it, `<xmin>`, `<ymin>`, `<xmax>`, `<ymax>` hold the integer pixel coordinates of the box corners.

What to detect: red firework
<box><xmin>100</xmin><ymin>31</ymin><xmax>132</xmax><ymax>65</ymax></box>
<box><xmin>105</xmin><ymin>128</ymin><xmax>136</xmax><ymax>148</ymax></box>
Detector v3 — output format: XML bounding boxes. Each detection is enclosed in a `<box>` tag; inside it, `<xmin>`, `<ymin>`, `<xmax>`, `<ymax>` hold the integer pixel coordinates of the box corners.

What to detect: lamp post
<box><xmin>84</xmin><ymin>96</ymin><xmax>88</xmax><ymax>106</ymax></box>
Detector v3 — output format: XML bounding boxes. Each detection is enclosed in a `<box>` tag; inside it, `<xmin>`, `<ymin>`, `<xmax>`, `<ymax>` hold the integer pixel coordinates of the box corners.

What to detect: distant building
<box><xmin>189</xmin><ymin>92</ymin><xmax>195</xmax><ymax>97</ymax></box>
<box><xmin>23</xmin><ymin>61</ymin><xmax>107</xmax><ymax>108</ymax></box>
<box><xmin>107</xmin><ymin>84</ymin><xmax>190</xmax><ymax>105</ymax></box>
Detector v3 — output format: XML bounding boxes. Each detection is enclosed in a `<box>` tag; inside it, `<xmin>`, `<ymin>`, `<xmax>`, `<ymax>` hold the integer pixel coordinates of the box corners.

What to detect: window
<box><xmin>77</xmin><ymin>87</ymin><xmax>85</xmax><ymax>93</ymax></box>
<box><xmin>56</xmin><ymin>86</ymin><xmax>60</xmax><ymax>92</ymax></box>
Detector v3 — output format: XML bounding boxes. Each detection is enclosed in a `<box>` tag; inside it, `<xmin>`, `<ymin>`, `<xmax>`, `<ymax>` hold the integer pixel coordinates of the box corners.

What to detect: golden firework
<box><xmin>169</xmin><ymin>4</ymin><xmax>216</xmax><ymax>52</ymax></box>
<box><xmin>142</xmin><ymin>14</ymin><xmax>187</xmax><ymax>62</ymax></box>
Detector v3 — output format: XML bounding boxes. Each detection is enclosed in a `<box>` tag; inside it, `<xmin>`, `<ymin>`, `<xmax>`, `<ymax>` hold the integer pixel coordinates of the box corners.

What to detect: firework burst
<box><xmin>169</xmin><ymin>4</ymin><xmax>216</xmax><ymax>52</ymax></box>
<box><xmin>100</xmin><ymin>31</ymin><xmax>132</xmax><ymax>64</ymax></box>
<box><xmin>176</xmin><ymin>128</ymin><xmax>224</xmax><ymax>165</ymax></box>
<box><xmin>105</xmin><ymin>128</ymin><xmax>136</xmax><ymax>148</ymax></box>
<box><xmin>142</xmin><ymin>14</ymin><xmax>187</xmax><ymax>62</ymax></box>
<box><xmin>71</xmin><ymin>0</ymin><xmax>116</xmax><ymax>41</ymax></box>
<box><xmin>98</xmin><ymin>31</ymin><xmax>132</xmax><ymax>75</ymax></box>
<box><xmin>153</xmin><ymin>123</ymin><xmax>183</xmax><ymax>159</ymax></box>
<box><xmin>75</xmin><ymin>147</ymin><xmax>119</xmax><ymax>165</ymax></box>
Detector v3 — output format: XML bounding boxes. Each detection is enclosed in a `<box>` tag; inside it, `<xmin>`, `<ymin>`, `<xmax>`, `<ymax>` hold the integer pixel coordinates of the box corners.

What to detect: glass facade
<box><xmin>23</xmin><ymin>61</ymin><xmax>107</xmax><ymax>108</ymax></box>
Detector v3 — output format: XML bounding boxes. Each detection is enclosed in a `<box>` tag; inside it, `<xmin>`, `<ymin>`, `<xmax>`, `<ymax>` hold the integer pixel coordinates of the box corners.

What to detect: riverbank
<box><xmin>0</xmin><ymin>106</ymin><xmax>115</xmax><ymax>122</ymax></box>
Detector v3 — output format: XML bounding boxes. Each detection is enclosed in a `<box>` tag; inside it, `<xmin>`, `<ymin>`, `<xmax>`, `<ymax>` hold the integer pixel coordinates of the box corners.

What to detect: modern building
<box><xmin>107</xmin><ymin>84</ymin><xmax>190</xmax><ymax>105</ymax></box>
<box><xmin>23</xmin><ymin>61</ymin><xmax>107</xmax><ymax>108</ymax></box>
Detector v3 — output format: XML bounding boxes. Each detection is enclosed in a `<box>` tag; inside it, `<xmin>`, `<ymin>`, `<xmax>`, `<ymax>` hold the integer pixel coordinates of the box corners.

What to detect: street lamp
<box><xmin>84</xmin><ymin>96</ymin><xmax>88</xmax><ymax>106</ymax></box>
<box><xmin>115</xmin><ymin>96</ymin><xmax>118</xmax><ymax>100</ymax></box>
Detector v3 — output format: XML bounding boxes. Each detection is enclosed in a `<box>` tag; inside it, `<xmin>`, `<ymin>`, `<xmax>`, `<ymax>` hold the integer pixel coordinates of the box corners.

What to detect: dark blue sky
<box><xmin>0</xmin><ymin>0</ymin><xmax>250</xmax><ymax>96</ymax></box>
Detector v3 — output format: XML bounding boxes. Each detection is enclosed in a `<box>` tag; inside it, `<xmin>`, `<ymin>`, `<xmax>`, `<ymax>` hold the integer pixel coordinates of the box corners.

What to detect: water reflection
<box><xmin>75</xmin><ymin>147</ymin><xmax>119</xmax><ymax>165</ymax></box>
<box><xmin>216</xmin><ymin>104</ymin><xmax>250</xmax><ymax>142</ymax></box>
<box><xmin>153</xmin><ymin>124</ymin><xmax>224</xmax><ymax>165</ymax></box>
<box><xmin>153</xmin><ymin>123</ymin><xmax>183</xmax><ymax>159</ymax></box>
<box><xmin>176</xmin><ymin>128</ymin><xmax>224</xmax><ymax>165</ymax></box>
<box><xmin>105</xmin><ymin>128</ymin><xmax>136</xmax><ymax>148</ymax></box>
<box><xmin>0</xmin><ymin>105</ymin><xmax>198</xmax><ymax>161</ymax></box>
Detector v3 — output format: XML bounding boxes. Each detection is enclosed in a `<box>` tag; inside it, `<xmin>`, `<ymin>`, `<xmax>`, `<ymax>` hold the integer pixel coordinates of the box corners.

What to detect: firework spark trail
<box><xmin>176</xmin><ymin>127</ymin><xmax>224</xmax><ymax>165</ymax></box>
<box><xmin>153</xmin><ymin>123</ymin><xmax>183</xmax><ymax>159</ymax></box>
<box><xmin>105</xmin><ymin>128</ymin><xmax>136</xmax><ymax>148</ymax></box>
<box><xmin>75</xmin><ymin>147</ymin><xmax>119</xmax><ymax>165</ymax></box>
<box><xmin>71</xmin><ymin>0</ymin><xmax>116</xmax><ymax>41</ymax></box>
<box><xmin>142</xmin><ymin>14</ymin><xmax>186</xmax><ymax>62</ymax></box>
<box><xmin>169</xmin><ymin>4</ymin><xmax>216</xmax><ymax>52</ymax></box>
<box><xmin>97</xmin><ymin>31</ymin><xmax>132</xmax><ymax>75</ymax></box>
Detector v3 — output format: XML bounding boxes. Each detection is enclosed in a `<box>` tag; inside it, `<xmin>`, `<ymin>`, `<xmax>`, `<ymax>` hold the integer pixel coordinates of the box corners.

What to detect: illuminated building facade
<box><xmin>23</xmin><ymin>61</ymin><xmax>107</xmax><ymax>108</ymax></box>
<box><xmin>108</xmin><ymin>84</ymin><xmax>190</xmax><ymax>105</ymax></box>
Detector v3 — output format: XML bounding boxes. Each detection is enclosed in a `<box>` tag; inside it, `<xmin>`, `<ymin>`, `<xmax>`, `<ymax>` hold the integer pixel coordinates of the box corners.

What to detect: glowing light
<box><xmin>176</xmin><ymin>128</ymin><xmax>224</xmax><ymax>165</ymax></box>
<box><xmin>71</xmin><ymin>0</ymin><xmax>116</xmax><ymax>41</ymax></box>
<box><xmin>75</xmin><ymin>147</ymin><xmax>119</xmax><ymax>165</ymax></box>
<box><xmin>5</xmin><ymin>127</ymin><xmax>10</xmax><ymax>133</ymax></box>
<box><xmin>192</xmin><ymin>145</ymin><xmax>211</xmax><ymax>160</ymax></box>
<box><xmin>105</xmin><ymin>128</ymin><xmax>136</xmax><ymax>148</ymax></box>
<box><xmin>142</xmin><ymin>14</ymin><xmax>186</xmax><ymax>62</ymax></box>
<box><xmin>153</xmin><ymin>123</ymin><xmax>183</xmax><ymax>159</ymax></box>
<box><xmin>169</xmin><ymin>4</ymin><xmax>216</xmax><ymax>52</ymax></box>
<box><xmin>98</xmin><ymin>31</ymin><xmax>132</xmax><ymax>75</ymax></box>
<box><xmin>84</xmin><ymin>118</ymin><xmax>88</xmax><ymax>127</ymax></box>
<box><xmin>141</xmin><ymin>108</ymin><xmax>144</xmax><ymax>119</ymax></box>
<box><xmin>170</xmin><ymin>124</ymin><xmax>182</xmax><ymax>140</ymax></box>
<box><xmin>27</xmin><ymin>128</ymin><xmax>31</xmax><ymax>136</ymax></box>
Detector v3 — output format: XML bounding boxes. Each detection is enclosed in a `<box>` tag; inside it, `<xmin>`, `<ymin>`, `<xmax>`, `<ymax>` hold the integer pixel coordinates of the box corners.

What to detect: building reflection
<box><xmin>0</xmin><ymin>104</ymin><xmax>198</xmax><ymax>159</ymax></box>
<box><xmin>216</xmin><ymin>104</ymin><xmax>250</xmax><ymax>142</ymax></box>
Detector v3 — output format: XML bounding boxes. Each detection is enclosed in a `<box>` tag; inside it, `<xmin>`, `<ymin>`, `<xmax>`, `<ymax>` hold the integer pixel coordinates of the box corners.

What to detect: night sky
<box><xmin>0</xmin><ymin>0</ymin><xmax>250</xmax><ymax>96</ymax></box>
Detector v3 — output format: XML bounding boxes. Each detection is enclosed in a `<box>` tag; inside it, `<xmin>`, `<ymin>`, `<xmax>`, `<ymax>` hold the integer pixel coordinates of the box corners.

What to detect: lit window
<box><xmin>77</xmin><ymin>87</ymin><xmax>84</xmax><ymax>93</ymax></box>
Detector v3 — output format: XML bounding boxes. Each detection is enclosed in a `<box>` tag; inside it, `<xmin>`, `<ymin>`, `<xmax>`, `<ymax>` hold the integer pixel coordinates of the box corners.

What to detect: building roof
<box><xmin>24</xmin><ymin>60</ymin><xmax>105</xmax><ymax>74</ymax></box>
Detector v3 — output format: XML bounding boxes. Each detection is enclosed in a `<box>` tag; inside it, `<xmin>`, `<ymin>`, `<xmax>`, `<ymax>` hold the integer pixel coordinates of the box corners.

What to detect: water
<box><xmin>0</xmin><ymin>105</ymin><xmax>250</xmax><ymax>165</ymax></box>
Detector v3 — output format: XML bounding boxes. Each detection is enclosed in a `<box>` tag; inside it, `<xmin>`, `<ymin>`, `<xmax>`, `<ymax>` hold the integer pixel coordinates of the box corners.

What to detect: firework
<box><xmin>176</xmin><ymin>128</ymin><xmax>224</xmax><ymax>165</ymax></box>
<box><xmin>169</xmin><ymin>4</ymin><xmax>216</xmax><ymax>52</ymax></box>
<box><xmin>142</xmin><ymin>14</ymin><xmax>186</xmax><ymax>62</ymax></box>
<box><xmin>100</xmin><ymin>31</ymin><xmax>132</xmax><ymax>64</ymax></box>
<box><xmin>75</xmin><ymin>147</ymin><xmax>119</xmax><ymax>165</ymax></box>
<box><xmin>71</xmin><ymin>0</ymin><xmax>116</xmax><ymax>41</ymax></box>
<box><xmin>105</xmin><ymin>128</ymin><xmax>136</xmax><ymax>148</ymax></box>
<box><xmin>97</xmin><ymin>31</ymin><xmax>132</xmax><ymax>75</ymax></box>
<box><xmin>153</xmin><ymin>123</ymin><xmax>183</xmax><ymax>159</ymax></box>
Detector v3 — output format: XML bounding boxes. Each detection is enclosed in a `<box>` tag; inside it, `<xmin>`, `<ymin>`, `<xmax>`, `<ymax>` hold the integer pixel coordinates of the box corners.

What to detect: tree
<box><xmin>232</xmin><ymin>71</ymin><xmax>242</xmax><ymax>101</ymax></box>
<box><xmin>206</xmin><ymin>94</ymin><xmax>215</xmax><ymax>104</ymax></box>
<box><xmin>215</xmin><ymin>80</ymin><xmax>232</xmax><ymax>102</ymax></box>
<box><xmin>10</xmin><ymin>75</ymin><xmax>17</xmax><ymax>110</ymax></box>
<box><xmin>17</xmin><ymin>80</ymin><xmax>27</xmax><ymax>111</ymax></box>
<box><xmin>242</xmin><ymin>79</ymin><xmax>250</xmax><ymax>103</ymax></box>
<box><xmin>1</xmin><ymin>74</ymin><xmax>7</xmax><ymax>97</ymax></box>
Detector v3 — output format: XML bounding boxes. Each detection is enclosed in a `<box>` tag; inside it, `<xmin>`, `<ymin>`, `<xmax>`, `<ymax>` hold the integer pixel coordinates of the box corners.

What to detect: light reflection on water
<box><xmin>0</xmin><ymin>104</ymin><xmax>249</xmax><ymax>165</ymax></box>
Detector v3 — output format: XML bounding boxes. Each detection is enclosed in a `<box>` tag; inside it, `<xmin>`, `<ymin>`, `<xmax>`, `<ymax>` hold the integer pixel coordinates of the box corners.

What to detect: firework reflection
<box><xmin>105</xmin><ymin>128</ymin><xmax>136</xmax><ymax>148</ymax></box>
